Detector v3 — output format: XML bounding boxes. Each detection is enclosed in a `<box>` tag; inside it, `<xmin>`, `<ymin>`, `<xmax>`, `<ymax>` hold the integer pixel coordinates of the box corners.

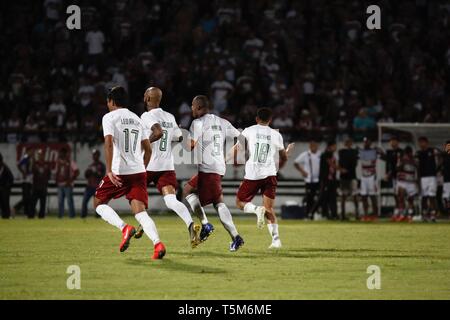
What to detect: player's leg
<box><xmin>127</xmin><ymin>173</ymin><xmax>166</xmax><ymax>259</ymax></box>
<box><xmin>184</xmin><ymin>175</ymin><xmax>214</xmax><ymax>242</ymax></box>
<box><xmin>130</xmin><ymin>199</ymin><xmax>165</xmax><ymax>259</ymax></box>
<box><xmin>161</xmin><ymin>185</ymin><xmax>193</xmax><ymax>228</ymax></box>
<box><xmin>395</xmin><ymin>186</ymin><xmax>406</xmax><ymax>221</ymax></box>
<box><xmin>352</xmin><ymin>180</ymin><xmax>360</xmax><ymax>220</ymax></box>
<box><xmin>428</xmin><ymin>178</ymin><xmax>438</xmax><ymax>222</ymax></box>
<box><xmin>236</xmin><ymin>179</ymin><xmax>265</xmax><ymax>229</ymax></box>
<box><xmin>94</xmin><ymin>197</ymin><xmax>126</xmax><ymax>230</ymax></box>
<box><xmin>161</xmin><ymin>184</ymin><xmax>200</xmax><ymax>248</ymax></box>
<box><xmin>263</xmin><ymin>195</ymin><xmax>282</xmax><ymax>249</ymax></box>
<box><xmin>444</xmin><ymin>183</ymin><xmax>450</xmax><ymax>215</ymax></box>
<box><xmin>57</xmin><ymin>186</ymin><xmax>65</xmax><ymax>218</ymax></box>
<box><xmin>94</xmin><ymin>175</ymin><xmax>138</xmax><ymax>252</ymax></box>
<box><xmin>340</xmin><ymin>181</ymin><xmax>348</xmax><ymax>221</ymax></box>
<box><xmin>184</xmin><ymin>177</ymin><xmax>209</xmax><ymax>225</ymax></box>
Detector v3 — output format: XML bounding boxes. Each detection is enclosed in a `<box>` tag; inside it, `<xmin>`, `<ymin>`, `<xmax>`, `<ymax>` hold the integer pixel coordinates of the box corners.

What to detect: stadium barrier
<box><xmin>9</xmin><ymin>179</ymin><xmax>397</xmax><ymax>217</ymax></box>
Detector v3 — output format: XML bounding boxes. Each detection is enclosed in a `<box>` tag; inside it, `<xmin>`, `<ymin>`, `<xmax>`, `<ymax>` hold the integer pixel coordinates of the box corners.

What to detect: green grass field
<box><xmin>1</xmin><ymin>216</ymin><xmax>450</xmax><ymax>300</ymax></box>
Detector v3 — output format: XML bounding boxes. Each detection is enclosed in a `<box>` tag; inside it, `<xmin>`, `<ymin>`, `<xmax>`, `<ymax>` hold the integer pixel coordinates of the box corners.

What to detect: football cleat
<box><xmin>134</xmin><ymin>224</ymin><xmax>144</xmax><ymax>239</ymax></box>
<box><xmin>255</xmin><ymin>206</ymin><xmax>266</xmax><ymax>229</ymax></box>
<box><xmin>152</xmin><ymin>242</ymin><xmax>166</xmax><ymax>260</ymax></box>
<box><xmin>189</xmin><ymin>223</ymin><xmax>201</xmax><ymax>248</ymax></box>
<box><xmin>200</xmin><ymin>223</ymin><xmax>215</xmax><ymax>242</ymax></box>
<box><xmin>268</xmin><ymin>239</ymin><xmax>282</xmax><ymax>249</ymax></box>
<box><xmin>120</xmin><ymin>224</ymin><xmax>136</xmax><ymax>252</ymax></box>
<box><xmin>229</xmin><ymin>235</ymin><xmax>245</xmax><ymax>252</ymax></box>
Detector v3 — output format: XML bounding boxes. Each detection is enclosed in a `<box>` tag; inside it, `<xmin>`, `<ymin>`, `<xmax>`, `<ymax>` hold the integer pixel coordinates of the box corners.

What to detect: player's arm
<box><xmin>149</xmin><ymin>123</ymin><xmax>163</xmax><ymax>143</ymax></box>
<box><xmin>279</xmin><ymin>149</ymin><xmax>289</xmax><ymax>169</ymax></box>
<box><xmin>446</xmin><ymin>142</ymin><xmax>450</xmax><ymax>154</ymax></box>
<box><xmin>142</xmin><ymin>139</ymin><xmax>152</xmax><ymax>168</ymax></box>
<box><xmin>188</xmin><ymin>119</ymin><xmax>202</xmax><ymax>151</ymax></box>
<box><xmin>104</xmin><ymin>135</ymin><xmax>122</xmax><ymax>187</ymax></box>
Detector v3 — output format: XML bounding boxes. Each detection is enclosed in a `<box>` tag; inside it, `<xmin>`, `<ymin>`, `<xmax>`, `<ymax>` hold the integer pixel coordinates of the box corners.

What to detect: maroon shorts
<box><xmin>237</xmin><ymin>176</ymin><xmax>278</xmax><ymax>202</ymax></box>
<box><xmin>187</xmin><ymin>172</ymin><xmax>223</xmax><ymax>206</ymax></box>
<box><xmin>95</xmin><ymin>172</ymin><xmax>148</xmax><ymax>208</ymax></box>
<box><xmin>147</xmin><ymin>170</ymin><xmax>178</xmax><ymax>194</ymax></box>
<box><xmin>186</xmin><ymin>174</ymin><xmax>199</xmax><ymax>190</ymax></box>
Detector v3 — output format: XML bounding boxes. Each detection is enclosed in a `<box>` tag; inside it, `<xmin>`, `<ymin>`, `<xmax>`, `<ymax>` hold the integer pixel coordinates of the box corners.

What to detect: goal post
<box><xmin>377</xmin><ymin>122</ymin><xmax>450</xmax><ymax>217</ymax></box>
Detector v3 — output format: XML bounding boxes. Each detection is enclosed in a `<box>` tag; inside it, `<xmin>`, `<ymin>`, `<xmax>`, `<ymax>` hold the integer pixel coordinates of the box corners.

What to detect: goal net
<box><xmin>377</xmin><ymin>123</ymin><xmax>450</xmax><ymax>148</ymax></box>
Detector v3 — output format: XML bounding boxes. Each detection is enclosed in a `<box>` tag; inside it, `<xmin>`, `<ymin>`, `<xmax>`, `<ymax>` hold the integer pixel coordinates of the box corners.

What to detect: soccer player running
<box><xmin>94</xmin><ymin>87</ymin><xmax>166</xmax><ymax>260</ymax></box>
<box><xmin>183</xmin><ymin>95</ymin><xmax>244</xmax><ymax>251</ymax></box>
<box><xmin>135</xmin><ymin>87</ymin><xmax>201</xmax><ymax>247</ymax></box>
<box><xmin>415</xmin><ymin>136</ymin><xmax>440</xmax><ymax>222</ymax></box>
<box><xmin>394</xmin><ymin>146</ymin><xmax>418</xmax><ymax>222</ymax></box>
<box><xmin>232</xmin><ymin>108</ymin><xmax>294</xmax><ymax>249</ymax></box>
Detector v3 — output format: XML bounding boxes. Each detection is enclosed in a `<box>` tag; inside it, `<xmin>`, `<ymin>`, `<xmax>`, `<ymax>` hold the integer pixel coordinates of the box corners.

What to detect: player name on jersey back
<box><xmin>102</xmin><ymin>108</ymin><xmax>148</xmax><ymax>175</ymax></box>
<box><xmin>190</xmin><ymin>114</ymin><xmax>240</xmax><ymax>176</ymax></box>
<box><xmin>242</xmin><ymin>124</ymin><xmax>284</xmax><ymax>180</ymax></box>
<box><xmin>141</xmin><ymin>108</ymin><xmax>182</xmax><ymax>172</ymax></box>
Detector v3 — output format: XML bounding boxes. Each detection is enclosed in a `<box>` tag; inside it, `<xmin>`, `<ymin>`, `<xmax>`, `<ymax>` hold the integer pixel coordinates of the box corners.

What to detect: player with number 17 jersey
<box><xmin>95</xmin><ymin>108</ymin><xmax>149</xmax><ymax>205</ymax></box>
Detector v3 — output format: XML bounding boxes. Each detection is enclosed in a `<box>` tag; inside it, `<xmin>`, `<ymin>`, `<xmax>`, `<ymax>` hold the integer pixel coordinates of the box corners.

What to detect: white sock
<box><xmin>96</xmin><ymin>204</ymin><xmax>126</xmax><ymax>230</ymax></box>
<box><xmin>164</xmin><ymin>194</ymin><xmax>193</xmax><ymax>227</ymax></box>
<box><xmin>186</xmin><ymin>193</ymin><xmax>209</xmax><ymax>225</ymax></box>
<box><xmin>243</xmin><ymin>202</ymin><xmax>257</xmax><ymax>214</ymax></box>
<box><xmin>215</xmin><ymin>202</ymin><xmax>239</xmax><ymax>239</ymax></box>
<box><xmin>135</xmin><ymin>211</ymin><xmax>160</xmax><ymax>245</ymax></box>
<box><xmin>267</xmin><ymin>223</ymin><xmax>280</xmax><ymax>241</ymax></box>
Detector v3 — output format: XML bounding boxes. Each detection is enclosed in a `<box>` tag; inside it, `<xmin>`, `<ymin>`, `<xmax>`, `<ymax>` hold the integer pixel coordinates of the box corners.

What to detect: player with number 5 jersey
<box><xmin>94</xmin><ymin>86</ymin><xmax>166</xmax><ymax>260</ymax></box>
<box><xmin>183</xmin><ymin>95</ymin><xmax>245</xmax><ymax>252</ymax></box>
<box><xmin>135</xmin><ymin>87</ymin><xmax>201</xmax><ymax>248</ymax></box>
<box><xmin>232</xmin><ymin>108</ymin><xmax>294</xmax><ymax>249</ymax></box>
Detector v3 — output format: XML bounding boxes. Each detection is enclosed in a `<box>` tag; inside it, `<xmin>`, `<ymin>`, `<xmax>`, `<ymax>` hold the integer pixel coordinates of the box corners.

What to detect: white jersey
<box><xmin>241</xmin><ymin>124</ymin><xmax>284</xmax><ymax>180</ymax></box>
<box><xmin>102</xmin><ymin>108</ymin><xmax>149</xmax><ymax>175</ymax></box>
<box><xmin>141</xmin><ymin>108</ymin><xmax>182</xmax><ymax>172</ymax></box>
<box><xmin>190</xmin><ymin>114</ymin><xmax>240</xmax><ymax>175</ymax></box>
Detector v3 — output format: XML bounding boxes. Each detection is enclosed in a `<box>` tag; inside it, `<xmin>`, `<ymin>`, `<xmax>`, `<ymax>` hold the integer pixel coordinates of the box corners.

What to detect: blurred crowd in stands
<box><xmin>0</xmin><ymin>0</ymin><xmax>449</xmax><ymax>144</ymax></box>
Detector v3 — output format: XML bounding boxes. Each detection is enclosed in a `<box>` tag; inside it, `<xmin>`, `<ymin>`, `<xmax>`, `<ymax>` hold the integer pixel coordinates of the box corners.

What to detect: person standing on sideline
<box><xmin>294</xmin><ymin>140</ymin><xmax>321</xmax><ymax>219</ymax></box>
<box><xmin>0</xmin><ymin>153</ymin><xmax>14</xmax><ymax>219</ymax></box>
<box><xmin>55</xmin><ymin>148</ymin><xmax>79</xmax><ymax>218</ymax></box>
<box><xmin>17</xmin><ymin>148</ymin><xmax>34</xmax><ymax>218</ymax></box>
<box><xmin>318</xmin><ymin>140</ymin><xmax>339</xmax><ymax>220</ymax></box>
<box><xmin>338</xmin><ymin>138</ymin><xmax>359</xmax><ymax>220</ymax></box>
<box><xmin>381</xmin><ymin>136</ymin><xmax>403</xmax><ymax>218</ymax></box>
<box><xmin>82</xmin><ymin>149</ymin><xmax>105</xmax><ymax>218</ymax></box>
<box><xmin>31</xmin><ymin>150</ymin><xmax>51</xmax><ymax>218</ymax></box>
<box><xmin>359</xmin><ymin>137</ymin><xmax>381</xmax><ymax>221</ymax></box>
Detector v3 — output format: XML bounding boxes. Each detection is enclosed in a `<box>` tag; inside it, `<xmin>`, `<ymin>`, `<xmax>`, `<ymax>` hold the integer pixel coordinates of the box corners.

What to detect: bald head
<box><xmin>144</xmin><ymin>87</ymin><xmax>162</xmax><ymax>110</ymax></box>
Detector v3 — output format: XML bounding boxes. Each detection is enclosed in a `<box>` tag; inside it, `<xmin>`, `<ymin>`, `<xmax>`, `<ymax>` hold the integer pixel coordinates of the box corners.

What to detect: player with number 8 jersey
<box><xmin>136</xmin><ymin>87</ymin><xmax>201</xmax><ymax>248</ymax></box>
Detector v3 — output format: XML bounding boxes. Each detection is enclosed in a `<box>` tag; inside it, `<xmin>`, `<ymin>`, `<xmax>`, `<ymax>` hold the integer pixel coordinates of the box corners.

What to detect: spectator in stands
<box><xmin>338</xmin><ymin>138</ymin><xmax>359</xmax><ymax>220</ymax></box>
<box><xmin>17</xmin><ymin>149</ymin><xmax>34</xmax><ymax>218</ymax></box>
<box><xmin>31</xmin><ymin>150</ymin><xmax>51</xmax><ymax>219</ymax></box>
<box><xmin>82</xmin><ymin>149</ymin><xmax>105</xmax><ymax>218</ymax></box>
<box><xmin>210</xmin><ymin>71</ymin><xmax>233</xmax><ymax>114</ymax></box>
<box><xmin>47</xmin><ymin>92</ymin><xmax>67</xmax><ymax>128</ymax></box>
<box><xmin>318</xmin><ymin>140</ymin><xmax>339</xmax><ymax>220</ymax></box>
<box><xmin>353</xmin><ymin>108</ymin><xmax>376</xmax><ymax>141</ymax></box>
<box><xmin>294</xmin><ymin>140</ymin><xmax>321</xmax><ymax>219</ymax></box>
<box><xmin>0</xmin><ymin>153</ymin><xmax>14</xmax><ymax>219</ymax></box>
<box><xmin>55</xmin><ymin>148</ymin><xmax>79</xmax><ymax>218</ymax></box>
